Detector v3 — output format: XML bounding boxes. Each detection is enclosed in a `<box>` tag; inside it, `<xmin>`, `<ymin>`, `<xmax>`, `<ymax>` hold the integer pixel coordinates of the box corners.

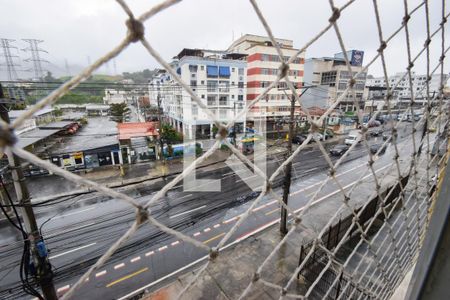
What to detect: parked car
<box><xmin>370</xmin><ymin>143</ymin><xmax>387</xmax><ymax>155</ymax></box>
<box><xmin>382</xmin><ymin>133</ymin><xmax>391</xmax><ymax>141</ymax></box>
<box><xmin>329</xmin><ymin>144</ymin><xmax>349</xmax><ymax>156</ymax></box>
<box><xmin>292</xmin><ymin>134</ymin><xmax>308</xmax><ymax>145</ymax></box>
<box><xmin>345</xmin><ymin>130</ymin><xmax>361</xmax><ymax>145</ymax></box>
<box><xmin>370</xmin><ymin>128</ymin><xmax>383</xmax><ymax>137</ymax></box>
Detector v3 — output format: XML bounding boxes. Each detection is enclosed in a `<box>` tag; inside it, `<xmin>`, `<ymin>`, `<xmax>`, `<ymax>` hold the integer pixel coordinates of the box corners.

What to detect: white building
<box><xmin>103</xmin><ymin>89</ymin><xmax>128</xmax><ymax>105</ymax></box>
<box><xmin>365</xmin><ymin>72</ymin><xmax>449</xmax><ymax>104</ymax></box>
<box><xmin>227</xmin><ymin>34</ymin><xmax>304</xmax><ymax>127</ymax></box>
<box><xmin>303</xmin><ymin>50</ymin><xmax>367</xmax><ymax>112</ymax></box>
<box><xmin>151</xmin><ymin>48</ymin><xmax>247</xmax><ymax>139</ymax></box>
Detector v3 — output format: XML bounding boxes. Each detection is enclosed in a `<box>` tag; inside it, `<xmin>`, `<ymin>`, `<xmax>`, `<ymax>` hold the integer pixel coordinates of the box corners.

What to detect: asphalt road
<box><xmin>0</xmin><ymin>124</ymin><xmax>417</xmax><ymax>299</ymax></box>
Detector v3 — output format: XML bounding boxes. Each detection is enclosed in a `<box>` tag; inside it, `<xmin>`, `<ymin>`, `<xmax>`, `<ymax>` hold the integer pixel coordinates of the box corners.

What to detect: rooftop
<box><xmin>117</xmin><ymin>122</ymin><xmax>159</xmax><ymax>140</ymax></box>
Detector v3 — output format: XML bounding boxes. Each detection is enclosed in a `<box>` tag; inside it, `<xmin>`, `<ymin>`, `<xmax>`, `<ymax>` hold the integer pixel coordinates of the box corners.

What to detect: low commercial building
<box><xmin>9</xmin><ymin>107</ymin><xmax>56</xmax><ymax>134</ymax></box>
<box><xmin>303</xmin><ymin>50</ymin><xmax>367</xmax><ymax>112</ymax></box>
<box><xmin>103</xmin><ymin>88</ymin><xmax>129</xmax><ymax>105</ymax></box>
<box><xmin>117</xmin><ymin>122</ymin><xmax>159</xmax><ymax>164</ymax></box>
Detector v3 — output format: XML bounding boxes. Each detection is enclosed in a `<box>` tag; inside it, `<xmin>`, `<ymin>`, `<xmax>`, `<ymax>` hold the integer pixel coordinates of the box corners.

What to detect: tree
<box><xmin>44</xmin><ymin>71</ymin><xmax>56</xmax><ymax>82</ymax></box>
<box><xmin>161</xmin><ymin>124</ymin><xmax>182</xmax><ymax>144</ymax></box>
<box><xmin>110</xmin><ymin>103</ymin><xmax>130</xmax><ymax>123</ymax></box>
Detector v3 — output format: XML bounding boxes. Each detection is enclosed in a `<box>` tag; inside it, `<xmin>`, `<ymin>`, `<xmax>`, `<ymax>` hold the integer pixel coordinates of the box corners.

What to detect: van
<box><xmin>345</xmin><ymin>130</ymin><xmax>361</xmax><ymax>146</ymax></box>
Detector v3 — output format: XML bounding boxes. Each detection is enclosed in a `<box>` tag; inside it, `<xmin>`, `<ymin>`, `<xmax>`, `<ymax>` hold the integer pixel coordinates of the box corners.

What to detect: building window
<box><xmin>238</xmin><ymin>95</ymin><xmax>244</xmax><ymax>101</ymax></box>
<box><xmin>192</xmin><ymin>104</ymin><xmax>198</xmax><ymax>116</ymax></box>
<box><xmin>201</xmin><ymin>80</ymin><xmax>205</xmax><ymax>85</ymax></box>
<box><xmin>338</xmin><ymin>81</ymin><xmax>347</xmax><ymax>90</ymax></box>
<box><xmin>191</xmin><ymin>73</ymin><xmax>196</xmax><ymax>78</ymax></box>
<box><xmin>219</xmin><ymin>81</ymin><xmax>230</xmax><ymax>93</ymax></box>
<box><xmin>238</xmin><ymin>82</ymin><xmax>244</xmax><ymax>88</ymax></box>
<box><xmin>238</xmin><ymin>68</ymin><xmax>244</xmax><ymax>75</ymax></box>
<box><xmin>321</xmin><ymin>71</ymin><xmax>337</xmax><ymax>85</ymax></box>
<box><xmin>190</xmin><ymin>80</ymin><xmax>197</xmax><ymax>87</ymax></box>
<box><xmin>261</xmin><ymin>54</ymin><xmax>269</xmax><ymax>61</ymax></box>
<box><xmin>189</xmin><ymin>65</ymin><xmax>198</xmax><ymax>72</ymax></box>
<box><xmin>231</xmin><ymin>95</ymin><xmax>235</xmax><ymax>99</ymax></box>
<box><xmin>201</xmin><ymin>94</ymin><xmax>205</xmax><ymax>99</ymax></box>
<box><xmin>231</xmin><ymin>81</ymin><xmax>235</xmax><ymax>86</ymax></box>
<box><xmin>261</xmin><ymin>81</ymin><xmax>270</xmax><ymax>88</ymax></box>
<box><xmin>200</xmin><ymin>65</ymin><xmax>204</xmax><ymax>71</ymax></box>
<box><xmin>219</xmin><ymin>95</ymin><xmax>228</xmax><ymax>106</ymax></box>
<box><xmin>232</xmin><ymin>67</ymin><xmax>235</xmax><ymax>72</ymax></box>
<box><xmin>207</xmin><ymin>95</ymin><xmax>217</xmax><ymax>106</ymax></box>
<box><xmin>261</xmin><ymin>68</ymin><xmax>270</xmax><ymax>75</ymax></box>
<box><xmin>207</xmin><ymin>80</ymin><xmax>218</xmax><ymax>92</ymax></box>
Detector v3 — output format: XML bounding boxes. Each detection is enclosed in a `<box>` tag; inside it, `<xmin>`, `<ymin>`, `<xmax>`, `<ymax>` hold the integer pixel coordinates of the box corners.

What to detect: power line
<box><xmin>0</xmin><ymin>39</ymin><xmax>20</xmax><ymax>81</ymax></box>
<box><xmin>21</xmin><ymin>39</ymin><xmax>48</xmax><ymax>80</ymax></box>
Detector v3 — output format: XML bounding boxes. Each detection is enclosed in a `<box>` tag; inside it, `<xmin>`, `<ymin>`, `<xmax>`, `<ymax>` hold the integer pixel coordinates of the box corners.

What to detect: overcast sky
<box><xmin>0</xmin><ymin>0</ymin><xmax>448</xmax><ymax>80</ymax></box>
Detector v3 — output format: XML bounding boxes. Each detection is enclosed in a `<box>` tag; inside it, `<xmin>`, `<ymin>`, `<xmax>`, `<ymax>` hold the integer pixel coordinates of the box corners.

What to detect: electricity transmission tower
<box><xmin>0</xmin><ymin>38</ymin><xmax>20</xmax><ymax>81</ymax></box>
<box><xmin>22</xmin><ymin>39</ymin><xmax>48</xmax><ymax>80</ymax></box>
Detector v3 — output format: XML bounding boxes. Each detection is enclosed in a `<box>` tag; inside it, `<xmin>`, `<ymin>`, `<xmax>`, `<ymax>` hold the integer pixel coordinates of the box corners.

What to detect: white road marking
<box><xmin>170</xmin><ymin>205</ymin><xmax>206</xmax><ymax>219</ymax></box>
<box><xmin>213</xmin><ymin>224</ymin><xmax>221</xmax><ymax>228</ymax></box>
<box><xmin>47</xmin><ymin>222</ymin><xmax>96</xmax><ymax>238</ymax></box>
<box><xmin>50</xmin><ymin>242</ymin><xmax>97</xmax><ymax>259</ymax></box>
<box><xmin>131</xmin><ymin>256</ymin><xmax>141</xmax><ymax>263</ymax></box>
<box><xmin>114</xmin><ymin>263</ymin><xmax>125</xmax><ymax>270</ymax></box>
<box><xmin>222</xmin><ymin>171</ymin><xmax>235</xmax><ymax>177</ymax></box>
<box><xmin>176</xmin><ymin>193</ymin><xmax>193</xmax><ymax>200</ymax></box>
<box><xmin>53</xmin><ymin>206</ymin><xmax>96</xmax><ymax>220</ymax></box>
<box><xmin>145</xmin><ymin>251</ymin><xmax>154</xmax><ymax>257</ymax></box>
<box><xmin>57</xmin><ymin>285</ymin><xmax>70</xmax><ymax>293</ymax></box>
<box><xmin>193</xmin><ymin>232</ymin><xmax>201</xmax><ymax>237</ymax></box>
<box><xmin>223</xmin><ymin>216</ymin><xmax>239</xmax><ymax>224</ymax></box>
<box><xmin>203</xmin><ymin>228</ymin><xmax>211</xmax><ymax>232</ymax></box>
<box><xmin>158</xmin><ymin>245</ymin><xmax>168</xmax><ymax>252</ymax></box>
<box><xmin>171</xmin><ymin>241</ymin><xmax>180</xmax><ymax>246</ymax></box>
<box><xmin>96</xmin><ymin>270</ymin><xmax>107</xmax><ymax>277</ymax></box>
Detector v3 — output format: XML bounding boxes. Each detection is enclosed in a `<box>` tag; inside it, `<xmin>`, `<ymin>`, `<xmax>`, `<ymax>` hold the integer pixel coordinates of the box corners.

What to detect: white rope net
<box><xmin>1</xmin><ymin>0</ymin><xmax>448</xmax><ymax>299</ymax></box>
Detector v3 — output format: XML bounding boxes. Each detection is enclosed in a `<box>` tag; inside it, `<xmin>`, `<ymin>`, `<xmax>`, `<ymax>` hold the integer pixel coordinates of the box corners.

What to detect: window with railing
<box><xmin>207</xmin><ymin>80</ymin><xmax>218</xmax><ymax>92</ymax></box>
<box><xmin>219</xmin><ymin>81</ymin><xmax>230</xmax><ymax>93</ymax></box>
<box><xmin>219</xmin><ymin>95</ymin><xmax>228</xmax><ymax>106</ymax></box>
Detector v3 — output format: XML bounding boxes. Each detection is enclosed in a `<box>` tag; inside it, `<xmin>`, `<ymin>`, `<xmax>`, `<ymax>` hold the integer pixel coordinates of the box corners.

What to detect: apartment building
<box><xmin>365</xmin><ymin>72</ymin><xmax>449</xmax><ymax>104</ymax></box>
<box><xmin>227</xmin><ymin>34</ymin><xmax>304</xmax><ymax>130</ymax></box>
<box><xmin>303</xmin><ymin>50</ymin><xmax>367</xmax><ymax>112</ymax></box>
<box><xmin>150</xmin><ymin>49</ymin><xmax>247</xmax><ymax>139</ymax></box>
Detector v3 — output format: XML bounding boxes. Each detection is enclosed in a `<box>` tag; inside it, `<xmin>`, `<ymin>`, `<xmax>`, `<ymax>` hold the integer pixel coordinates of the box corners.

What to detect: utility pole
<box><xmin>157</xmin><ymin>94</ymin><xmax>164</xmax><ymax>161</ymax></box>
<box><xmin>22</xmin><ymin>39</ymin><xmax>48</xmax><ymax>80</ymax></box>
<box><xmin>0</xmin><ymin>85</ymin><xmax>57</xmax><ymax>299</ymax></box>
<box><xmin>280</xmin><ymin>85</ymin><xmax>314</xmax><ymax>234</ymax></box>
<box><xmin>0</xmin><ymin>38</ymin><xmax>20</xmax><ymax>81</ymax></box>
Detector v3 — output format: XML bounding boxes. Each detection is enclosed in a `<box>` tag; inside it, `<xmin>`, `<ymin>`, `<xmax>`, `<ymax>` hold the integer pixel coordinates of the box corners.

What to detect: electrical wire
<box><xmin>0</xmin><ymin>176</ymin><xmax>44</xmax><ymax>300</ymax></box>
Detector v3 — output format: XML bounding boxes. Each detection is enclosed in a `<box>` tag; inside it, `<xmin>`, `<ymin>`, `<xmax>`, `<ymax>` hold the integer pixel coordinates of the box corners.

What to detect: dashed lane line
<box><xmin>96</xmin><ymin>270</ymin><xmax>107</xmax><ymax>277</ymax></box>
<box><xmin>130</xmin><ymin>256</ymin><xmax>141</xmax><ymax>263</ymax></box>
